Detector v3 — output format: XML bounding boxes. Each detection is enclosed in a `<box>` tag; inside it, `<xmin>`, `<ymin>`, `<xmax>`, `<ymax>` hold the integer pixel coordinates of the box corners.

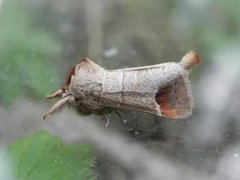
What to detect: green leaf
<box><xmin>7</xmin><ymin>131</ymin><xmax>95</xmax><ymax>180</ymax></box>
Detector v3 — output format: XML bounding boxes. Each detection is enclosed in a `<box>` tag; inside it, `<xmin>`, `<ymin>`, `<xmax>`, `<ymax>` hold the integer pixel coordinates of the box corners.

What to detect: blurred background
<box><xmin>0</xmin><ymin>0</ymin><xmax>240</xmax><ymax>179</ymax></box>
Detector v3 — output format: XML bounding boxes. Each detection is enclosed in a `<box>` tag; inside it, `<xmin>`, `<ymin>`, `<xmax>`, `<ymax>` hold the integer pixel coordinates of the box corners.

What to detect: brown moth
<box><xmin>43</xmin><ymin>50</ymin><xmax>200</xmax><ymax>120</ymax></box>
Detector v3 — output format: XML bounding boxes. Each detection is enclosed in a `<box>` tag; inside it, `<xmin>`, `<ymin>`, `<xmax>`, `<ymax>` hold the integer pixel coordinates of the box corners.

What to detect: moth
<box><xmin>43</xmin><ymin>50</ymin><xmax>200</xmax><ymax>120</ymax></box>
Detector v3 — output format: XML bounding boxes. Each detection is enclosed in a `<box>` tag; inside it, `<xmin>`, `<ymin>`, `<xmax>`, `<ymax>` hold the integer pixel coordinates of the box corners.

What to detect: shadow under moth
<box><xmin>44</xmin><ymin>50</ymin><xmax>200</xmax><ymax>120</ymax></box>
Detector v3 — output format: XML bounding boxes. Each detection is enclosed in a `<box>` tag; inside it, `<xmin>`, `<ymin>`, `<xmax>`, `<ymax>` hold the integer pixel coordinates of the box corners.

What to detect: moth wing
<box><xmin>155</xmin><ymin>74</ymin><xmax>193</xmax><ymax>119</ymax></box>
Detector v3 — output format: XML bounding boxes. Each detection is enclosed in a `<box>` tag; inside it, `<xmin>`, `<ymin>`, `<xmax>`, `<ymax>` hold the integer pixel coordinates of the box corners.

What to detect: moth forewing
<box><xmin>44</xmin><ymin>51</ymin><xmax>200</xmax><ymax>120</ymax></box>
<box><xmin>100</xmin><ymin>63</ymin><xmax>192</xmax><ymax>119</ymax></box>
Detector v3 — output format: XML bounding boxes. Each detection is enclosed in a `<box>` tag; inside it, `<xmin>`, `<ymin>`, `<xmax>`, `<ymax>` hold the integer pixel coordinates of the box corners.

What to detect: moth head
<box><xmin>43</xmin><ymin>74</ymin><xmax>75</xmax><ymax>119</ymax></box>
<box><xmin>45</xmin><ymin>64</ymin><xmax>76</xmax><ymax>99</ymax></box>
<box><xmin>43</xmin><ymin>58</ymin><xmax>88</xmax><ymax>119</ymax></box>
<box><xmin>45</xmin><ymin>57</ymin><xmax>92</xmax><ymax>99</ymax></box>
<box><xmin>43</xmin><ymin>57</ymin><xmax>101</xmax><ymax>119</ymax></box>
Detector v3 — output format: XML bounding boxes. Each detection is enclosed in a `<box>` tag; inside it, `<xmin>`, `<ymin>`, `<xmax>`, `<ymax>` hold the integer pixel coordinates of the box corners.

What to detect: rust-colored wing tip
<box><xmin>179</xmin><ymin>50</ymin><xmax>200</xmax><ymax>70</ymax></box>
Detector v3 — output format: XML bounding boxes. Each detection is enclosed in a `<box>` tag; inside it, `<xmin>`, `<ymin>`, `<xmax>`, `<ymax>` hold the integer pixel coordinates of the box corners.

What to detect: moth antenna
<box><xmin>46</xmin><ymin>89</ymin><xmax>64</xmax><ymax>99</ymax></box>
<box><xmin>43</xmin><ymin>96</ymin><xmax>71</xmax><ymax>119</ymax></box>
<box><xmin>179</xmin><ymin>50</ymin><xmax>200</xmax><ymax>70</ymax></box>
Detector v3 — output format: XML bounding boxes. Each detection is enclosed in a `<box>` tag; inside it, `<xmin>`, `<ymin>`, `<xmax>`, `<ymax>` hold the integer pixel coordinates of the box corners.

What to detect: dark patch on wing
<box><xmin>155</xmin><ymin>76</ymin><xmax>191</xmax><ymax>118</ymax></box>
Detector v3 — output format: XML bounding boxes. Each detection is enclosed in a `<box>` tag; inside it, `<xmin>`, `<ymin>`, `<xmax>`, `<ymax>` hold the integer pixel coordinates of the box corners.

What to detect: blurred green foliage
<box><xmin>103</xmin><ymin>0</ymin><xmax>203</xmax><ymax>68</ymax></box>
<box><xmin>103</xmin><ymin>0</ymin><xmax>240</xmax><ymax>65</ymax></box>
<box><xmin>6</xmin><ymin>131</ymin><xmax>95</xmax><ymax>180</ymax></box>
<box><xmin>200</xmin><ymin>0</ymin><xmax>240</xmax><ymax>52</ymax></box>
<box><xmin>0</xmin><ymin>0</ymin><xmax>60</xmax><ymax>105</ymax></box>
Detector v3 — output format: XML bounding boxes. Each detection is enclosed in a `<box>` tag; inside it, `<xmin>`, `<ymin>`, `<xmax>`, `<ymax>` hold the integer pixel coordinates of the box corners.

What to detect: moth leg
<box><xmin>115</xmin><ymin>110</ymin><xmax>122</xmax><ymax>119</ymax></box>
<box><xmin>43</xmin><ymin>96</ymin><xmax>71</xmax><ymax>119</ymax></box>
<box><xmin>103</xmin><ymin>114</ymin><xmax>110</xmax><ymax>128</ymax></box>
<box><xmin>46</xmin><ymin>89</ymin><xmax>64</xmax><ymax>99</ymax></box>
<box><xmin>115</xmin><ymin>110</ymin><xmax>128</xmax><ymax>124</ymax></box>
